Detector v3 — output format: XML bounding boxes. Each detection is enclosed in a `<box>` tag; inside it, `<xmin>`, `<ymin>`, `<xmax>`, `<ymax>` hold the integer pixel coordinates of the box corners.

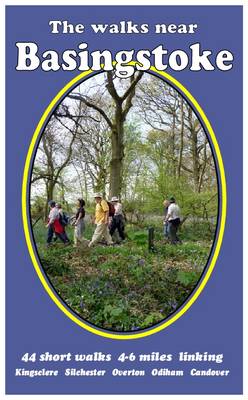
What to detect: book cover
<box><xmin>5</xmin><ymin>3</ymin><xmax>243</xmax><ymax>396</ymax></box>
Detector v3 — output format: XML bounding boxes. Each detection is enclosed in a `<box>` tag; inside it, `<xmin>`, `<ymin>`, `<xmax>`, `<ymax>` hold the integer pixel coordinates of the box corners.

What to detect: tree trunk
<box><xmin>171</xmin><ymin>112</ymin><xmax>176</xmax><ymax>177</ymax></box>
<box><xmin>198</xmin><ymin>137</ymin><xmax>207</xmax><ymax>193</ymax></box>
<box><xmin>191</xmin><ymin>130</ymin><xmax>199</xmax><ymax>192</ymax></box>
<box><xmin>67</xmin><ymin>71</ymin><xmax>143</xmax><ymax>199</ymax></box>
<box><xmin>44</xmin><ymin>180</ymin><xmax>55</xmax><ymax>219</ymax></box>
<box><xmin>187</xmin><ymin>107</ymin><xmax>200</xmax><ymax>192</ymax></box>
<box><xmin>83</xmin><ymin>172</ymin><xmax>88</xmax><ymax>203</ymax></box>
<box><xmin>177</xmin><ymin>97</ymin><xmax>184</xmax><ymax>178</ymax></box>
<box><xmin>109</xmin><ymin>117</ymin><xmax>124</xmax><ymax>198</ymax></box>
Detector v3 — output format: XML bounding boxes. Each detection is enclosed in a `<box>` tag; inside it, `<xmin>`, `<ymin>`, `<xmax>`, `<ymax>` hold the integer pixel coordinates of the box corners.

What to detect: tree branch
<box><xmin>106</xmin><ymin>72</ymin><xmax>122</xmax><ymax>104</ymax></box>
<box><xmin>121</xmin><ymin>71</ymin><xmax>143</xmax><ymax>102</ymax></box>
<box><xmin>68</xmin><ymin>94</ymin><xmax>113</xmax><ymax>129</ymax></box>
<box><xmin>181</xmin><ymin>164</ymin><xmax>193</xmax><ymax>174</ymax></box>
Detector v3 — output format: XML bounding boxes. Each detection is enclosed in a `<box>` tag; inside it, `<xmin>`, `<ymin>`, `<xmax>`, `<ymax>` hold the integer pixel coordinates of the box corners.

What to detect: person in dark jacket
<box><xmin>109</xmin><ymin>196</ymin><xmax>125</xmax><ymax>242</ymax></box>
<box><xmin>73</xmin><ymin>198</ymin><xmax>86</xmax><ymax>247</ymax></box>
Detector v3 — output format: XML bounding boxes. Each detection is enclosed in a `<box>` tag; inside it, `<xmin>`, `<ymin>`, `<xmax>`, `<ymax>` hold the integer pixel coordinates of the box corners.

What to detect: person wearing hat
<box><xmin>166</xmin><ymin>197</ymin><xmax>181</xmax><ymax>244</ymax></box>
<box><xmin>109</xmin><ymin>196</ymin><xmax>125</xmax><ymax>242</ymax></box>
<box><xmin>88</xmin><ymin>193</ymin><xmax>113</xmax><ymax>248</ymax></box>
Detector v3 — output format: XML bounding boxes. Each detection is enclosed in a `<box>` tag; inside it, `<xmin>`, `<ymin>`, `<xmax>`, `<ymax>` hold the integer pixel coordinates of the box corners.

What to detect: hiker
<box><xmin>55</xmin><ymin>203</ymin><xmax>70</xmax><ymax>243</ymax></box>
<box><xmin>163</xmin><ymin>199</ymin><xmax>170</xmax><ymax>238</ymax></box>
<box><xmin>166</xmin><ymin>197</ymin><xmax>181</xmax><ymax>244</ymax></box>
<box><xmin>88</xmin><ymin>193</ymin><xmax>113</xmax><ymax>248</ymax></box>
<box><xmin>73</xmin><ymin>198</ymin><xmax>86</xmax><ymax>247</ymax></box>
<box><xmin>109</xmin><ymin>196</ymin><xmax>125</xmax><ymax>242</ymax></box>
<box><xmin>46</xmin><ymin>200</ymin><xmax>69</xmax><ymax>246</ymax></box>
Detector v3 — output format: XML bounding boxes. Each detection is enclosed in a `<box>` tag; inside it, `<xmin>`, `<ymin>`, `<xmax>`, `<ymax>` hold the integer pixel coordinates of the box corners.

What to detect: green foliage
<box><xmin>30</xmin><ymin>195</ymin><xmax>46</xmax><ymax>220</ymax></box>
<box><xmin>124</xmin><ymin>182</ymin><xmax>217</xmax><ymax>223</ymax></box>
<box><xmin>40</xmin><ymin>247</ymin><xmax>72</xmax><ymax>276</ymax></box>
<box><xmin>176</xmin><ymin>270</ymin><xmax>201</xmax><ymax>286</ymax></box>
<box><xmin>142</xmin><ymin>312</ymin><xmax>165</xmax><ymax>328</ymax></box>
<box><xmin>33</xmin><ymin>219</ymin><xmax>212</xmax><ymax>331</ymax></box>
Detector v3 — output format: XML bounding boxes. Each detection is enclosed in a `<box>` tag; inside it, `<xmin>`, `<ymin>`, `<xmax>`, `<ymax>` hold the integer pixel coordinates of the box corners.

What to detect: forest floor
<box><xmin>33</xmin><ymin>220</ymin><xmax>214</xmax><ymax>331</ymax></box>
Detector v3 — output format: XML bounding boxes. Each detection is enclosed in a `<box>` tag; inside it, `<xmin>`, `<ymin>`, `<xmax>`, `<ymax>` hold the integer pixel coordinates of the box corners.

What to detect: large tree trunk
<box><xmin>109</xmin><ymin>112</ymin><xmax>124</xmax><ymax>198</ymax></box>
<box><xmin>68</xmin><ymin>71</ymin><xmax>143</xmax><ymax>199</ymax></box>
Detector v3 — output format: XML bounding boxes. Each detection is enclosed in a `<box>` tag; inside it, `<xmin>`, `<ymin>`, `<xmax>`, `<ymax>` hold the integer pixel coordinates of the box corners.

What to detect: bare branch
<box><xmin>106</xmin><ymin>72</ymin><xmax>122</xmax><ymax>104</ymax></box>
<box><xmin>68</xmin><ymin>94</ymin><xmax>113</xmax><ymax>128</ymax></box>
<box><xmin>121</xmin><ymin>71</ymin><xmax>143</xmax><ymax>102</ymax></box>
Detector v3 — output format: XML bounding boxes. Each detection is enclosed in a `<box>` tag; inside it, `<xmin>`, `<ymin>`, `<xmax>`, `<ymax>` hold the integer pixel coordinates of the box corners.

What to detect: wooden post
<box><xmin>148</xmin><ymin>227</ymin><xmax>155</xmax><ymax>252</ymax></box>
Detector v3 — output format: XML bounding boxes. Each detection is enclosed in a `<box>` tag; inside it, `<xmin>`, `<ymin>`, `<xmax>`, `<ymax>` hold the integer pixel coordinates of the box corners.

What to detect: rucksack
<box><xmin>59</xmin><ymin>212</ymin><xmax>69</xmax><ymax>226</ymax></box>
<box><xmin>107</xmin><ymin>201</ymin><xmax>115</xmax><ymax>217</ymax></box>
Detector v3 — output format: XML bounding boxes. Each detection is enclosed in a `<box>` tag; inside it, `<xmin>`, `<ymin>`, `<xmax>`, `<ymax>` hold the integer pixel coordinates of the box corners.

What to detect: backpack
<box><xmin>107</xmin><ymin>201</ymin><xmax>115</xmax><ymax>217</ymax></box>
<box><xmin>59</xmin><ymin>212</ymin><xmax>69</xmax><ymax>227</ymax></box>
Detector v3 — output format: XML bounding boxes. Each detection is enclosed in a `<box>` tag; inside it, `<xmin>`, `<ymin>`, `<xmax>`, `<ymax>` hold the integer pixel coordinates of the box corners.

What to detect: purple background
<box><xmin>6</xmin><ymin>5</ymin><xmax>243</xmax><ymax>395</ymax></box>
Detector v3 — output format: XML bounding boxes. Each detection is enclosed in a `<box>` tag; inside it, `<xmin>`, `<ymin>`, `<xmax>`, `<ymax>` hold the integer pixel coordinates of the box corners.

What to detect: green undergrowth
<box><xmin>33</xmin><ymin>219</ymin><xmax>213</xmax><ymax>331</ymax></box>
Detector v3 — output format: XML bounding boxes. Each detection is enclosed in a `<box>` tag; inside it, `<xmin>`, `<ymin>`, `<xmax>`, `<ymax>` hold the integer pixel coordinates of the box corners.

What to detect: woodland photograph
<box><xmin>30</xmin><ymin>71</ymin><xmax>218</xmax><ymax>331</ymax></box>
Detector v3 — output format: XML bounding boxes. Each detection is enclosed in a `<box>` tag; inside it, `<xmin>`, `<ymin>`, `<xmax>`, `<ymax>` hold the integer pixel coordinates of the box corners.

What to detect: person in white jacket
<box><xmin>166</xmin><ymin>197</ymin><xmax>181</xmax><ymax>244</ymax></box>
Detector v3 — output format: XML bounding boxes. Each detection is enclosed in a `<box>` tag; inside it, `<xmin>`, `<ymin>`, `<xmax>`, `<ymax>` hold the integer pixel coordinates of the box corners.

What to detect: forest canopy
<box><xmin>31</xmin><ymin>71</ymin><xmax>217</xmax><ymax>225</ymax></box>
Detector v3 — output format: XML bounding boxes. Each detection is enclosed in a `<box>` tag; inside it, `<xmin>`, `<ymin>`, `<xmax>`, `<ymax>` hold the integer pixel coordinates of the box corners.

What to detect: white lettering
<box><xmin>16</xmin><ymin>43</ymin><xmax>40</xmax><ymax>70</ymax></box>
<box><xmin>216</xmin><ymin>50</ymin><xmax>233</xmax><ymax>71</ymax></box>
<box><xmin>190</xmin><ymin>43</ymin><xmax>214</xmax><ymax>71</ymax></box>
<box><xmin>115</xmin><ymin>50</ymin><xmax>134</xmax><ymax>78</ymax></box>
<box><xmin>169</xmin><ymin>50</ymin><xmax>188</xmax><ymax>70</ymax></box>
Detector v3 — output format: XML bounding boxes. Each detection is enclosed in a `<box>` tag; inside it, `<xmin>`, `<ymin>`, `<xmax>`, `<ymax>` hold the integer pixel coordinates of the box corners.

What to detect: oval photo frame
<box><xmin>22</xmin><ymin>66</ymin><xmax>226</xmax><ymax>340</ymax></box>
